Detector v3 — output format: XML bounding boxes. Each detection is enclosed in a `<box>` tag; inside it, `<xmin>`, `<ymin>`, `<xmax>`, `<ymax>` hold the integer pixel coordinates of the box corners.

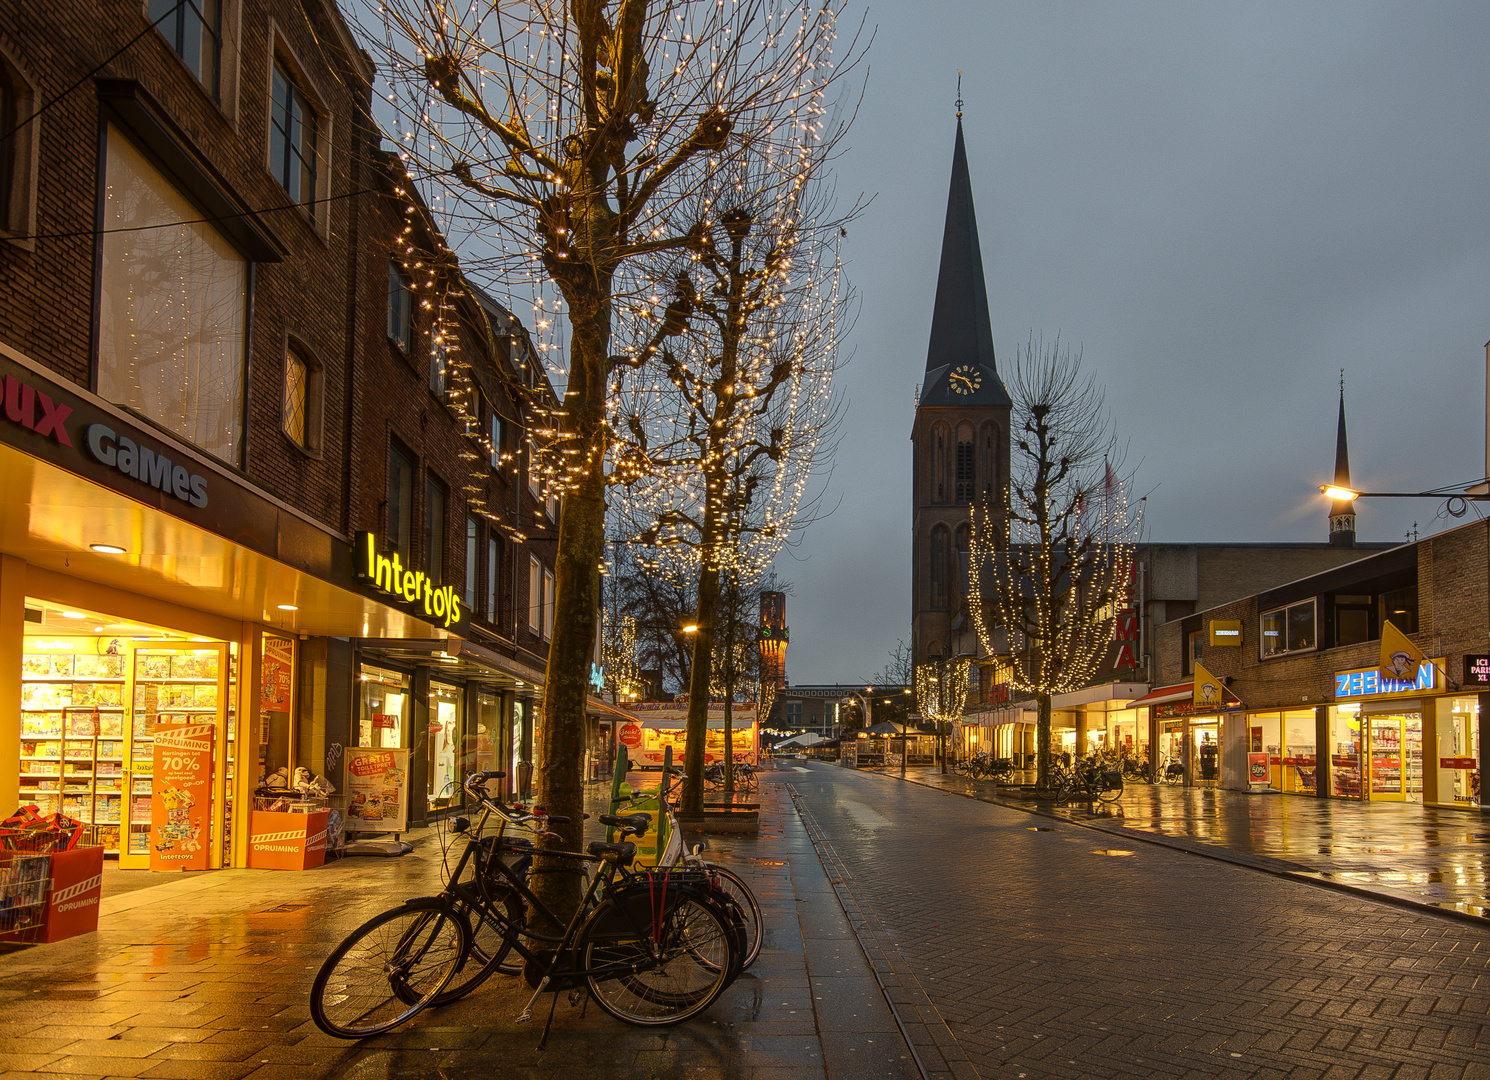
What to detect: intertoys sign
<box><xmin>353</xmin><ymin>532</ymin><xmax>470</xmax><ymax>634</ymax></box>
<box><xmin>150</xmin><ymin>723</ymin><xmax>214</xmax><ymax>871</ymax></box>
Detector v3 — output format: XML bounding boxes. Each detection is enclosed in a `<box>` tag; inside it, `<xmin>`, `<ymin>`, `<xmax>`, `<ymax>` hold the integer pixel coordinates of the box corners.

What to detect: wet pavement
<box><xmin>791</xmin><ymin>760</ymin><xmax>1490</xmax><ymax>1080</ymax></box>
<box><xmin>872</xmin><ymin>764</ymin><xmax>1490</xmax><ymax>923</ymax></box>
<box><xmin>0</xmin><ymin>771</ymin><xmax>919</xmax><ymax>1080</ymax></box>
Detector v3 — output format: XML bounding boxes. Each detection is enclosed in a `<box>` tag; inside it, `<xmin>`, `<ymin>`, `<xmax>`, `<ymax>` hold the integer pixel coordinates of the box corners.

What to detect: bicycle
<box><xmin>632</xmin><ymin>762</ymin><xmax>763</xmax><ymax>971</ymax></box>
<box><xmin>309</xmin><ymin>770</ymin><xmax>744</xmax><ymax>1043</ymax></box>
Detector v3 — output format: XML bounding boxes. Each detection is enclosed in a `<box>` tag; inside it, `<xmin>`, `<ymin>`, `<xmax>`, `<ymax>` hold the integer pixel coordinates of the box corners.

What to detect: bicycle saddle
<box><xmin>598</xmin><ymin>813</ymin><xmax>650</xmax><ymax>836</ymax></box>
<box><xmin>587</xmin><ymin>840</ymin><xmax>636</xmax><ymax>865</ymax></box>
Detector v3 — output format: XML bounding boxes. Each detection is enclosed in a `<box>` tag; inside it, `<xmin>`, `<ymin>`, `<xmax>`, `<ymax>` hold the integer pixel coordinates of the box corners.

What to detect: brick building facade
<box><xmin>0</xmin><ymin>0</ymin><xmax>568</xmax><ymax>866</ymax></box>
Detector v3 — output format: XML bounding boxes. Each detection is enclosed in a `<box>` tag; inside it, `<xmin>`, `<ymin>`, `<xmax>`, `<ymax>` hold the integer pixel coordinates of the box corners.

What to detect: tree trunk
<box><xmin>1036</xmin><ymin>691</ymin><xmax>1052</xmax><ymax>789</ymax></box>
<box><xmin>682</xmin><ymin>560</ymin><xmax>721</xmax><ymax>813</ymax></box>
<box><xmin>528</xmin><ymin>290</ymin><xmax>609</xmax><ymax>931</ymax></box>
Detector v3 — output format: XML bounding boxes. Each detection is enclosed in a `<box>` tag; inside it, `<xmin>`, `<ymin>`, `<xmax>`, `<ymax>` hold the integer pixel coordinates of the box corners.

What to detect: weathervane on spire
<box><xmin>1340</xmin><ymin>368</ymin><xmax>1345</xmax><ymax>394</ymax></box>
<box><xmin>956</xmin><ymin>70</ymin><xmax>963</xmax><ymax>118</ymax></box>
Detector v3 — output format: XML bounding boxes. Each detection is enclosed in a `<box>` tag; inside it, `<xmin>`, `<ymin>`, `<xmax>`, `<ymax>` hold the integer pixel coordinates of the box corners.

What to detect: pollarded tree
<box><xmin>968</xmin><ymin>337</ymin><xmax>1143</xmax><ymax>790</ymax></box>
<box><xmin>361</xmin><ymin>0</ymin><xmax>865</xmax><ymax>916</ymax></box>
<box><xmin>608</xmin><ymin>151</ymin><xmax>850</xmax><ymax>810</ymax></box>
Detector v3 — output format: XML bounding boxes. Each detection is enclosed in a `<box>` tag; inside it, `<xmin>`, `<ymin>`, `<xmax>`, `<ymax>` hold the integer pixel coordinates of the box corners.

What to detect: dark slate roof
<box><xmin>919</xmin><ymin>119</ymin><xmax>1010</xmax><ymax>409</ymax></box>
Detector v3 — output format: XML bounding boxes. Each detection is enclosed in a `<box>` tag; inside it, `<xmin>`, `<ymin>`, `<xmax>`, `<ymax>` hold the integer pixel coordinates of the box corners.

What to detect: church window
<box><xmin>955</xmin><ymin>438</ymin><xmax>975</xmax><ymax>504</ymax></box>
<box><xmin>930</xmin><ymin>525</ymin><xmax>951</xmax><ymax>611</ymax></box>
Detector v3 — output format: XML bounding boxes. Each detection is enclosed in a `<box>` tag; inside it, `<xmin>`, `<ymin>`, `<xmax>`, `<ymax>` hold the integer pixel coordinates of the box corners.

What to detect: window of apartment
<box><xmin>486</xmin><ymin>536</ymin><xmax>501</xmax><ymax>622</ymax></box>
<box><xmin>786</xmin><ymin>701</ymin><xmax>802</xmax><ymax>728</ymax></box>
<box><xmin>0</xmin><ymin>54</ymin><xmax>35</xmax><ymax>240</ymax></box>
<box><xmin>425</xmin><ymin>476</ymin><xmax>447</xmax><ymax>583</ymax></box>
<box><xmin>387</xmin><ymin>261</ymin><xmax>413</xmax><ymax>352</ymax></box>
<box><xmin>489</xmin><ymin>411</ymin><xmax>504</xmax><ymax>468</ymax></box>
<box><xmin>430</xmin><ymin>340</ymin><xmax>449</xmax><ymax>398</ymax></box>
<box><xmin>149</xmin><ymin>0</ymin><xmax>222</xmax><ymax>98</ymax></box>
<box><xmin>98</xmin><ymin>125</ymin><xmax>247</xmax><ymax>464</ymax></box>
<box><xmin>1333</xmin><ymin>593</ymin><xmax>1373</xmax><ymax>648</ymax></box>
<box><xmin>269</xmin><ymin>62</ymin><xmax>317</xmax><ymax>211</ymax></box>
<box><xmin>528</xmin><ymin>556</ymin><xmax>542</xmax><ymax>634</ymax></box>
<box><xmin>464</xmin><ymin>516</ymin><xmax>478</xmax><ymax>611</ymax></box>
<box><xmin>282</xmin><ymin>343</ymin><xmax>322</xmax><ymax>452</ymax></box>
<box><xmin>543</xmin><ymin>568</ymin><xmax>555</xmax><ymax>641</ymax></box>
<box><xmin>1380</xmin><ymin>586</ymin><xmax>1418</xmax><ymax>635</ymax></box>
<box><xmin>387</xmin><ymin>442</ymin><xmax>414</xmax><ymax>561</ymax></box>
<box><xmin>1184</xmin><ymin>629</ymin><xmax>1203</xmax><ymax>676</ymax></box>
<box><xmin>1261</xmin><ymin>599</ymin><xmax>1316</xmax><ymax>658</ymax></box>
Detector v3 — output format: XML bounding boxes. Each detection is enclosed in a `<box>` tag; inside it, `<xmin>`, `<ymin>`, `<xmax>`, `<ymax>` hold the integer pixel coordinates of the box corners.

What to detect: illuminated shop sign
<box><xmin>1209</xmin><ymin>620</ymin><xmax>1242</xmax><ymax>647</ymax></box>
<box><xmin>1334</xmin><ymin>659</ymin><xmax>1442</xmax><ymax>700</ymax></box>
<box><xmin>354</xmin><ymin>532</ymin><xmax>467</xmax><ymax>632</ymax></box>
<box><xmin>84</xmin><ymin>424</ymin><xmax>208</xmax><ymax>508</ymax></box>
<box><xmin>4</xmin><ymin>374</ymin><xmax>73</xmax><ymax>446</ymax></box>
<box><xmin>1465</xmin><ymin>654</ymin><xmax>1490</xmax><ymax>687</ymax></box>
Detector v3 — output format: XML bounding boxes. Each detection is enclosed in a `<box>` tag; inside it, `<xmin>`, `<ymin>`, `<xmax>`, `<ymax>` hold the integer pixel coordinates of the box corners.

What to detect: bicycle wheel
<box><xmin>1098</xmin><ymin>775</ymin><xmax>1123</xmax><ymax>804</ymax></box>
<box><xmin>310</xmin><ymin>900</ymin><xmax>469</xmax><ymax>1039</ymax></box>
<box><xmin>580</xmin><ymin>891</ymin><xmax>734</xmax><ymax>1025</ymax></box>
<box><xmin>430</xmin><ymin>886</ymin><xmax>523</xmax><ymax>1005</ymax></box>
<box><xmin>703</xmin><ymin>864</ymin><xmax>761</xmax><ymax>970</ymax></box>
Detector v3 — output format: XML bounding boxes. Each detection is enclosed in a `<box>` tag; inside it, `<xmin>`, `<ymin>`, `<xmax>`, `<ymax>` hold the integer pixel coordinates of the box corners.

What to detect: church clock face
<box><xmin>949</xmin><ymin>364</ymin><xmax>982</xmax><ymax>395</ymax></box>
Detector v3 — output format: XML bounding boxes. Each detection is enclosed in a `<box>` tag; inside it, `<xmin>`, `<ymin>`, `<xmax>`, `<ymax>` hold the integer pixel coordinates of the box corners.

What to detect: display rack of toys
<box><xmin>19</xmin><ymin>650</ymin><xmax>126</xmax><ymax>852</ymax></box>
<box><xmin>0</xmin><ymin>806</ymin><xmax>103</xmax><ymax>945</ymax></box>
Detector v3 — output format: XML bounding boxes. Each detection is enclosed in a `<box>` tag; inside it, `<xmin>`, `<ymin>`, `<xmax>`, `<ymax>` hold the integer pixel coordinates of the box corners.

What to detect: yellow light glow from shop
<box><xmin>61</xmin><ymin>611</ymin><xmax>85</xmax><ymax>620</ymax></box>
<box><xmin>276</xmin><ymin>604</ymin><xmax>299</xmax><ymax>611</ymax></box>
<box><xmin>89</xmin><ymin>543</ymin><xmax>127</xmax><ymax>554</ymax></box>
<box><xmin>1320</xmin><ymin>484</ymin><xmax>1359</xmax><ymax>501</ymax></box>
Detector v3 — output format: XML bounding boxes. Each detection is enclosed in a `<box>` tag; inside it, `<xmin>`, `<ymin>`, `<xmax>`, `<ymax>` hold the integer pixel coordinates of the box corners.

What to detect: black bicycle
<box><xmin>309</xmin><ymin>771</ymin><xmax>745</xmax><ymax>1042</ymax></box>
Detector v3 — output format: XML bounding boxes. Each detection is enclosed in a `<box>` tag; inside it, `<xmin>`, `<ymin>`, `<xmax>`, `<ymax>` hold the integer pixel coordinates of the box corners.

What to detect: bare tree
<box><xmin>360</xmin><ymin>0</ymin><xmax>866</xmax><ymax>916</ymax></box>
<box><xmin>968</xmin><ymin>336</ymin><xmax>1143</xmax><ymax>790</ymax></box>
<box><xmin>868</xmin><ymin>638</ymin><xmax>914</xmax><ymax>689</ymax></box>
<box><xmin>915</xmin><ymin>658</ymin><xmax>970</xmax><ymax>774</ymax></box>
<box><xmin>608</xmin><ymin>151</ymin><xmax>851</xmax><ymax>810</ymax></box>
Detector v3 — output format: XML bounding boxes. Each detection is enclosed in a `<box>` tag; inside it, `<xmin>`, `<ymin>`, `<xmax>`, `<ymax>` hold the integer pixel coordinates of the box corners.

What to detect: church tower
<box><xmin>1329</xmin><ymin>378</ymin><xmax>1356</xmax><ymax>547</ymax></box>
<box><xmin>911</xmin><ymin>113</ymin><xmax>1012</xmax><ymax>665</ymax></box>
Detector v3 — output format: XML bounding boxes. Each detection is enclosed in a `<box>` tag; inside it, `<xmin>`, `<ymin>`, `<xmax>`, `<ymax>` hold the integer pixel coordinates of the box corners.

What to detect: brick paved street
<box><xmin>0</xmin><ymin>776</ymin><xmax>917</xmax><ymax>1080</ymax></box>
<box><xmin>872</xmin><ymin>765</ymin><xmax>1490</xmax><ymax>921</ymax></box>
<box><xmin>788</xmin><ymin>761</ymin><xmax>1490</xmax><ymax>1080</ymax></box>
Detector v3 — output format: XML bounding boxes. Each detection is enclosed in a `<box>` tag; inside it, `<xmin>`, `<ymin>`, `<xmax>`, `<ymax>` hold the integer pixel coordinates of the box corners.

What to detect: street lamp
<box><xmin>1319</xmin><ymin>484</ymin><xmax>1488</xmax><ymax>516</ymax></box>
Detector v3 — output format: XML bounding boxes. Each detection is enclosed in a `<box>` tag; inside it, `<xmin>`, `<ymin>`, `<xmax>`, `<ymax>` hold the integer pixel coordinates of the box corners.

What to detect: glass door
<box><xmin>427</xmin><ymin>682</ymin><xmax>463</xmax><ymax>812</ymax></box>
<box><xmin>1363</xmin><ymin>712</ymin><xmax>1421</xmax><ymax>802</ymax></box>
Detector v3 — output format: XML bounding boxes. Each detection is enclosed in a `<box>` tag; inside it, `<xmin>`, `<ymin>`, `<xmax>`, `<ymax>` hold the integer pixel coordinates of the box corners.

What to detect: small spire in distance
<box><xmin>955</xmin><ymin>70</ymin><xmax>963</xmax><ymax>119</ymax></box>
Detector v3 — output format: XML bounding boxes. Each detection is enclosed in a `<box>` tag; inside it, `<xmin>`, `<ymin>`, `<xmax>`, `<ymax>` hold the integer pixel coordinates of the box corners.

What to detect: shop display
<box><xmin>131</xmin><ymin>649</ymin><xmax>220</xmax><ymax>863</ymax></box>
<box><xmin>19</xmin><ymin>650</ymin><xmax>126</xmax><ymax>849</ymax></box>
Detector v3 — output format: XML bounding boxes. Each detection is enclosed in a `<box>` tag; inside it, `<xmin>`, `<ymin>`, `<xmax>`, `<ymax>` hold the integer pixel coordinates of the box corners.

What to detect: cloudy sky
<box><xmin>772</xmin><ymin>1</ymin><xmax>1490</xmax><ymax>684</ymax></box>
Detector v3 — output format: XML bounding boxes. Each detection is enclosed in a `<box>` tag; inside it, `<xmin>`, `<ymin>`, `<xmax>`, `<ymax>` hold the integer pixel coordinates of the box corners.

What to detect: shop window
<box><xmin>149</xmin><ymin>0</ymin><xmax>222</xmax><ymax>98</ymax></box>
<box><xmin>485</xmin><ymin>536</ymin><xmax>501</xmax><ymax>622</ymax></box>
<box><xmin>97</xmin><ymin>125</ymin><xmax>247</xmax><ymax>465</ymax></box>
<box><xmin>1260</xmin><ymin>599</ymin><xmax>1315</xmax><ymax>658</ymax></box>
<box><xmin>387</xmin><ymin>260</ymin><xmax>413</xmax><ymax>352</ymax></box>
<box><xmin>464</xmin><ymin>516</ymin><xmax>478</xmax><ymax>611</ymax></box>
<box><xmin>528</xmin><ymin>555</ymin><xmax>542</xmax><ymax>634</ymax></box>
<box><xmin>1282</xmin><ymin>709</ymin><xmax>1317</xmax><ymax>795</ymax></box>
<box><xmin>427</xmin><ymin>682</ymin><xmax>463</xmax><ymax>810</ymax></box>
<box><xmin>424</xmin><ymin>475</ymin><xmax>447</xmax><ymax>584</ymax></box>
<box><xmin>0</xmin><ymin>50</ymin><xmax>38</xmax><ymax>243</ymax></box>
<box><xmin>358</xmin><ymin>665</ymin><xmax>408</xmax><ymax>749</ymax></box>
<box><xmin>268</xmin><ymin>61</ymin><xmax>317</xmax><ymax>213</ymax></box>
<box><xmin>387</xmin><ymin>442</ymin><xmax>414</xmax><ymax>561</ymax></box>
<box><xmin>489</xmin><ymin>411</ymin><xmax>504</xmax><ymax>468</ymax></box>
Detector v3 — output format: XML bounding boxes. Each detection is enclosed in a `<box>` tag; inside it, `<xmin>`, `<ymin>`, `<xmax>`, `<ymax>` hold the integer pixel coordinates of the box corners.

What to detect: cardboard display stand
<box><xmin>42</xmin><ymin>845</ymin><xmax>104</xmax><ymax>942</ymax></box>
<box><xmin>247</xmin><ymin>810</ymin><xmax>329</xmax><ymax>870</ymax></box>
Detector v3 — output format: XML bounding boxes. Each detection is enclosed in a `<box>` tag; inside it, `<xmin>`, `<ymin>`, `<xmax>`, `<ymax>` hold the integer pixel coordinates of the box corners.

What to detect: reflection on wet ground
<box><xmin>876</xmin><ymin>766</ymin><xmax>1490</xmax><ymax>919</ymax></box>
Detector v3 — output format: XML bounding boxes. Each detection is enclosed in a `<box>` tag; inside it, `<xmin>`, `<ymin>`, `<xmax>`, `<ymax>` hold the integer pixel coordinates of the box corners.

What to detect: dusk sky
<box><xmin>778</xmin><ymin>2</ymin><xmax>1490</xmax><ymax>684</ymax></box>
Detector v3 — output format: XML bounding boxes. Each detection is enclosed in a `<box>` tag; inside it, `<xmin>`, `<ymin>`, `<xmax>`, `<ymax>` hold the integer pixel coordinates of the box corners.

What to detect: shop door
<box><xmin>1194</xmin><ymin>722</ymin><xmax>1220</xmax><ymax>784</ymax></box>
<box><xmin>1364</xmin><ymin>713</ymin><xmax>1422</xmax><ymax>802</ymax></box>
<box><xmin>122</xmin><ymin>643</ymin><xmax>232</xmax><ymax>870</ymax></box>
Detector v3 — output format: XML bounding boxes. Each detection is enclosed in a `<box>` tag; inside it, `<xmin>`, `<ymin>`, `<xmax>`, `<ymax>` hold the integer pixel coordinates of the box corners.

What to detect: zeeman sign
<box><xmin>355</xmin><ymin>532</ymin><xmax>467</xmax><ymax>631</ymax></box>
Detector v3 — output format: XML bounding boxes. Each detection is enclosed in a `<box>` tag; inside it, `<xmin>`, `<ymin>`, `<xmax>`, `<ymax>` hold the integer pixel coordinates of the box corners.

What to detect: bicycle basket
<box><xmin>1101</xmin><ymin>770</ymin><xmax>1123</xmax><ymax>790</ymax></box>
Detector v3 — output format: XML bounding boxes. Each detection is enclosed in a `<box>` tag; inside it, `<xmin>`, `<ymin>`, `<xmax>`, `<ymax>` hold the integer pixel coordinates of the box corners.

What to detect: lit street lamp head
<box><xmin>1320</xmin><ymin>484</ymin><xmax>1359</xmax><ymax>501</ymax></box>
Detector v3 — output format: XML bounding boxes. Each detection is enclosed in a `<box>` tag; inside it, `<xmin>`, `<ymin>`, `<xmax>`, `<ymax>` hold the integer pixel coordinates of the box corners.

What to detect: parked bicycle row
<box><xmin>954</xmin><ymin>748</ymin><xmax>1186</xmax><ymax>788</ymax></box>
<box><xmin>309</xmin><ymin>764</ymin><xmax>762</xmax><ymax>1047</ymax></box>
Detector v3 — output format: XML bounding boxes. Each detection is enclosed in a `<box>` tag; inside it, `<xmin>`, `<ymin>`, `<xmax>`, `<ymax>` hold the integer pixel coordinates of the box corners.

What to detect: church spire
<box><xmin>1329</xmin><ymin>372</ymin><xmax>1356</xmax><ymax>547</ymax></box>
<box><xmin>921</xmin><ymin>108</ymin><xmax>1009</xmax><ymax>405</ymax></box>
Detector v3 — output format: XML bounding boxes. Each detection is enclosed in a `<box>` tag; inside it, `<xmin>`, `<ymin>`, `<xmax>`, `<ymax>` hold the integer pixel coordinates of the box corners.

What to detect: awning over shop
<box><xmin>1126</xmin><ymin>682</ymin><xmax>1241</xmax><ymax>709</ymax></box>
